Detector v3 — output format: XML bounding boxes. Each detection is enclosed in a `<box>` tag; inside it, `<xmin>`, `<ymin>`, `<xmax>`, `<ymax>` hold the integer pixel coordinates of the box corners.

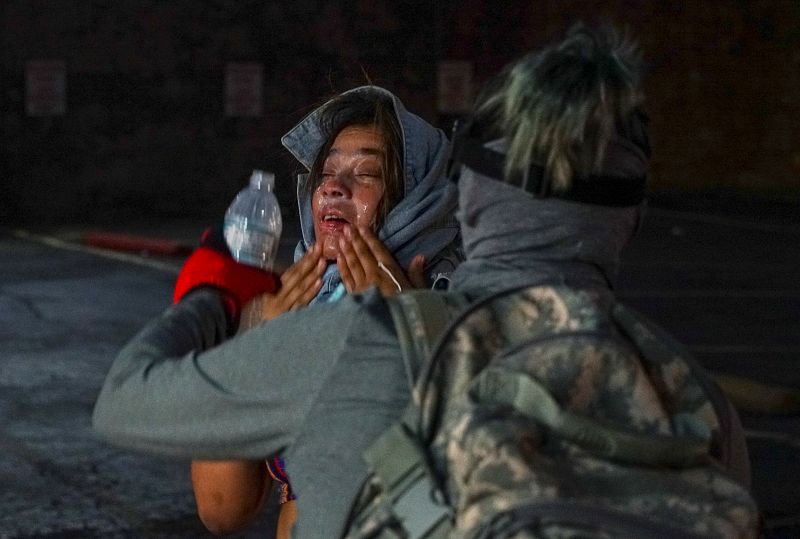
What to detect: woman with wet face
<box><xmin>315</xmin><ymin>124</ymin><xmax>389</xmax><ymax>258</ymax></box>
<box><xmin>190</xmin><ymin>87</ymin><xmax>462</xmax><ymax>538</ymax></box>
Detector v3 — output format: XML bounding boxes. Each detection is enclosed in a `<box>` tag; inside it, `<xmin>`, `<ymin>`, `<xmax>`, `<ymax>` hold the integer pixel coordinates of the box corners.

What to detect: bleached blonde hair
<box><xmin>474</xmin><ymin>23</ymin><xmax>644</xmax><ymax>192</ymax></box>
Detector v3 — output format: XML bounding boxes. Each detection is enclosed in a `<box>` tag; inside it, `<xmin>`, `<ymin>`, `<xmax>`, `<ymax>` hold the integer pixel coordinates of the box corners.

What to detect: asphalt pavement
<box><xmin>1</xmin><ymin>226</ymin><xmax>278</xmax><ymax>538</ymax></box>
<box><xmin>1</xmin><ymin>193</ymin><xmax>799</xmax><ymax>537</ymax></box>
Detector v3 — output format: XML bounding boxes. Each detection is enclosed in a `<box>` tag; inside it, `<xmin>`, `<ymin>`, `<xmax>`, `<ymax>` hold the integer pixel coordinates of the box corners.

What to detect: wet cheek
<box><xmin>311</xmin><ymin>188</ymin><xmax>322</xmax><ymax>212</ymax></box>
<box><xmin>354</xmin><ymin>188</ymin><xmax>384</xmax><ymax>229</ymax></box>
<box><xmin>311</xmin><ymin>193</ymin><xmax>321</xmax><ymax>236</ymax></box>
<box><xmin>354</xmin><ymin>200</ymin><xmax>372</xmax><ymax>225</ymax></box>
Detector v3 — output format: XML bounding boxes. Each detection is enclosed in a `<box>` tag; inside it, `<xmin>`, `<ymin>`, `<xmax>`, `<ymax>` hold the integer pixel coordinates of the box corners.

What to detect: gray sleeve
<box><xmin>283</xmin><ymin>291</ymin><xmax>409</xmax><ymax>538</ymax></box>
<box><xmin>92</xmin><ymin>288</ymin><xmax>359</xmax><ymax>460</ymax></box>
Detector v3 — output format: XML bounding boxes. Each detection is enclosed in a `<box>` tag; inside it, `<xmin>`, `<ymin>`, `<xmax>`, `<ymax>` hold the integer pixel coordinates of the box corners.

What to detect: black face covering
<box><xmin>447</xmin><ymin>110</ymin><xmax>651</xmax><ymax>207</ymax></box>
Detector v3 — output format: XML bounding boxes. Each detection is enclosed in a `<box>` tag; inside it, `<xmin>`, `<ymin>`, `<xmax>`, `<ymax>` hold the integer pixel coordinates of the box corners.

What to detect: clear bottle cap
<box><xmin>249</xmin><ymin>169</ymin><xmax>275</xmax><ymax>190</ymax></box>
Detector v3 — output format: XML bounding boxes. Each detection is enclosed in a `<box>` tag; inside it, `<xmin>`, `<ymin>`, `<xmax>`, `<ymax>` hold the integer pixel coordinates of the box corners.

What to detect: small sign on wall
<box><xmin>437</xmin><ymin>60</ymin><xmax>473</xmax><ymax>115</ymax></box>
<box><xmin>225</xmin><ymin>62</ymin><xmax>263</xmax><ymax>117</ymax></box>
<box><xmin>26</xmin><ymin>60</ymin><xmax>66</xmax><ymax>116</ymax></box>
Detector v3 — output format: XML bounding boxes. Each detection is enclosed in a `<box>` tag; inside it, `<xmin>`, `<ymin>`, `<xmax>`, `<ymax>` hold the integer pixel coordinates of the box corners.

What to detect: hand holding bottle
<box><xmin>173</xmin><ymin>224</ymin><xmax>279</xmax><ymax>332</ymax></box>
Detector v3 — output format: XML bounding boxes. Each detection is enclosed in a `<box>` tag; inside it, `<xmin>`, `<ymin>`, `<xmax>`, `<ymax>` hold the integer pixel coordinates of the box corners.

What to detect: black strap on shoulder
<box><xmin>447</xmin><ymin>114</ymin><xmax>649</xmax><ymax>207</ymax></box>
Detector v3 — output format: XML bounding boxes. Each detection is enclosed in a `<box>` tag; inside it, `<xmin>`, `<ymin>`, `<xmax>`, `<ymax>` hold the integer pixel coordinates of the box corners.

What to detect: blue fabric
<box><xmin>282</xmin><ymin>86</ymin><xmax>460</xmax><ymax>304</ymax></box>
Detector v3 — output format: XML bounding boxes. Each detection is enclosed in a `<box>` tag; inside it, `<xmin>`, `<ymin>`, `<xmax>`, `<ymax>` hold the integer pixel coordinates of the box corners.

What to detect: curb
<box><xmin>82</xmin><ymin>231</ymin><xmax>195</xmax><ymax>257</ymax></box>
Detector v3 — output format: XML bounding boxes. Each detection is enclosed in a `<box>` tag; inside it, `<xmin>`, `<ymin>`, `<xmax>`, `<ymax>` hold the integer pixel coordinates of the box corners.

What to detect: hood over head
<box><xmin>281</xmin><ymin>85</ymin><xmax>459</xmax><ymax>303</ymax></box>
<box><xmin>449</xmin><ymin>138</ymin><xmax>644</xmax><ymax>297</ymax></box>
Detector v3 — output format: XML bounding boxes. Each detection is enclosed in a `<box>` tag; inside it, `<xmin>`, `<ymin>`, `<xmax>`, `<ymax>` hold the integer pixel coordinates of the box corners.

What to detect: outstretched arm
<box><xmin>92</xmin><ymin>289</ymin><xmax>357</xmax><ymax>459</ymax></box>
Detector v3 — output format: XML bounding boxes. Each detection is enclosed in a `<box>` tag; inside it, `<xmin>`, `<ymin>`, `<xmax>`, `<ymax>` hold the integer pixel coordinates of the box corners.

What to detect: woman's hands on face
<box><xmin>239</xmin><ymin>243</ymin><xmax>326</xmax><ymax>328</ymax></box>
<box><xmin>264</xmin><ymin>242</ymin><xmax>326</xmax><ymax>320</ymax></box>
<box><xmin>336</xmin><ymin>225</ymin><xmax>427</xmax><ymax>297</ymax></box>
<box><xmin>239</xmin><ymin>226</ymin><xmax>426</xmax><ymax>329</ymax></box>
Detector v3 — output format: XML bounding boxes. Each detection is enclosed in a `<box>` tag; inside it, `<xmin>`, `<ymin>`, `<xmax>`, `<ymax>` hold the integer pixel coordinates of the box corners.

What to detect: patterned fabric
<box><xmin>266</xmin><ymin>456</ymin><xmax>296</xmax><ymax>505</ymax></box>
<box><xmin>347</xmin><ymin>285</ymin><xmax>760</xmax><ymax>538</ymax></box>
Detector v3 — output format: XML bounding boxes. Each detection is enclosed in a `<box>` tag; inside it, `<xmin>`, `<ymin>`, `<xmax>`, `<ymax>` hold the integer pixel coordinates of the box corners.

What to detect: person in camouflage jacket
<box><xmin>344</xmin><ymin>23</ymin><xmax>757</xmax><ymax>538</ymax></box>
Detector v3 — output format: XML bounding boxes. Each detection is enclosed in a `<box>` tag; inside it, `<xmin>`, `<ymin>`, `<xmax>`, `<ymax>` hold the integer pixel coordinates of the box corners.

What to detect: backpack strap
<box><xmin>357</xmin><ymin>291</ymin><xmax>468</xmax><ymax>539</ymax></box>
<box><xmin>470</xmin><ymin>366</ymin><xmax>711</xmax><ymax>467</ymax></box>
<box><xmin>362</xmin><ymin>423</ymin><xmax>451</xmax><ymax>539</ymax></box>
<box><xmin>386</xmin><ymin>290</ymin><xmax>469</xmax><ymax>390</ymax></box>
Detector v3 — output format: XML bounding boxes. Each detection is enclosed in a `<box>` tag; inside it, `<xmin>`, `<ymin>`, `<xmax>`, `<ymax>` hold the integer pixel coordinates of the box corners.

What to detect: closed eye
<box><xmin>355</xmin><ymin>167</ymin><xmax>382</xmax><ymax>177</ymax></box>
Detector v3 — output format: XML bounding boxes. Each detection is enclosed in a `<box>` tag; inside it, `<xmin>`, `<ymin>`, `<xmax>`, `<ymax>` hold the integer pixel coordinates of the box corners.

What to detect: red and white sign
<box><xmin>437</xmin><ymin>61</ymin><xmax>473</xmax><ymax>115</ymax></box>
<box><xmin>26</xmin><ymin>60</ymin><xmax>66</xmax><ymax>116</ymax></box>
<box><xmin>225</xmin><ymin>62</ymin><xmax>263</xmax><ymax>117</ymax></box>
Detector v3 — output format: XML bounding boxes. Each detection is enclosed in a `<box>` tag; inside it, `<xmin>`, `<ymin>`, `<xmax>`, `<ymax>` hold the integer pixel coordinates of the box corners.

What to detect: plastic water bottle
<box><xmin>223</xmin><ymin>170</ymin><xmax>282</xmax><ymax>271</ymax></box>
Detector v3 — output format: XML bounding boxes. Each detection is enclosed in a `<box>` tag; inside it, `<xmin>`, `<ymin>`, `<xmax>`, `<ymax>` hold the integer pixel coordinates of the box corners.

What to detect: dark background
<box><xmin>2</xmin><ymin>0</ymin><xmax>799</xmax><ymax>225</ymax></box>
<box><xmin>1</xmin><ymin>2</ymin><xmax>799</xmax><ymax>536</ymax></box>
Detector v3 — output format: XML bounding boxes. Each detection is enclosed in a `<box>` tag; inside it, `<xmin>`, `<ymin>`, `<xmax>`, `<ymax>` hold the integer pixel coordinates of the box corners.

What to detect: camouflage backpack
<box><xmin>345</xmin><ymin>285</ymin><xmax>760</xmax><ymax>538</ymax></box>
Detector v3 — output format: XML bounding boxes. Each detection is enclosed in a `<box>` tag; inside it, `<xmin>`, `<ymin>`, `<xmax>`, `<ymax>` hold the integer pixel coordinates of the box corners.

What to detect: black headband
<box><xmin>447</xmin><ymin>110</ymin><xmax>651</xmax><ymax>207</ymax></box>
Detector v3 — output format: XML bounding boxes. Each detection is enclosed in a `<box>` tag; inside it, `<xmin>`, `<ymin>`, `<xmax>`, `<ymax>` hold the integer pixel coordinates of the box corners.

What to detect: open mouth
<box><xmin>322</xmin><ymin>214</ymin><xmax>348</xmax><ymax>223</ymax></box>
<box><xmin>318</xmin><ymin>213</ymin><xmax>350</xmax><ymax>231</ymax></box>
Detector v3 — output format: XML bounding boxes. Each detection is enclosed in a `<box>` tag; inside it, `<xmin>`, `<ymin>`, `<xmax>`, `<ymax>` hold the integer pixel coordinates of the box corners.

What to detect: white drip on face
<box><xmin>311</xmin><ymin>125</ymin><xmax>386</xmax><ymax>260</ymax></box>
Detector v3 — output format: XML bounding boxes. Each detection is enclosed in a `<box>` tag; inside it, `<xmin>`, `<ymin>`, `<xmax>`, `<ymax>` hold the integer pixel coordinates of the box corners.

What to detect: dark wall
<box><xmin>2</xmin><ymin>1</ymin><xmax>798</xmax><ymax>224</ymax></box>
<box><xmin>442</xmin><ymin>0</ymin><xmax>800</xmax><ymax>196</ymax></box>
